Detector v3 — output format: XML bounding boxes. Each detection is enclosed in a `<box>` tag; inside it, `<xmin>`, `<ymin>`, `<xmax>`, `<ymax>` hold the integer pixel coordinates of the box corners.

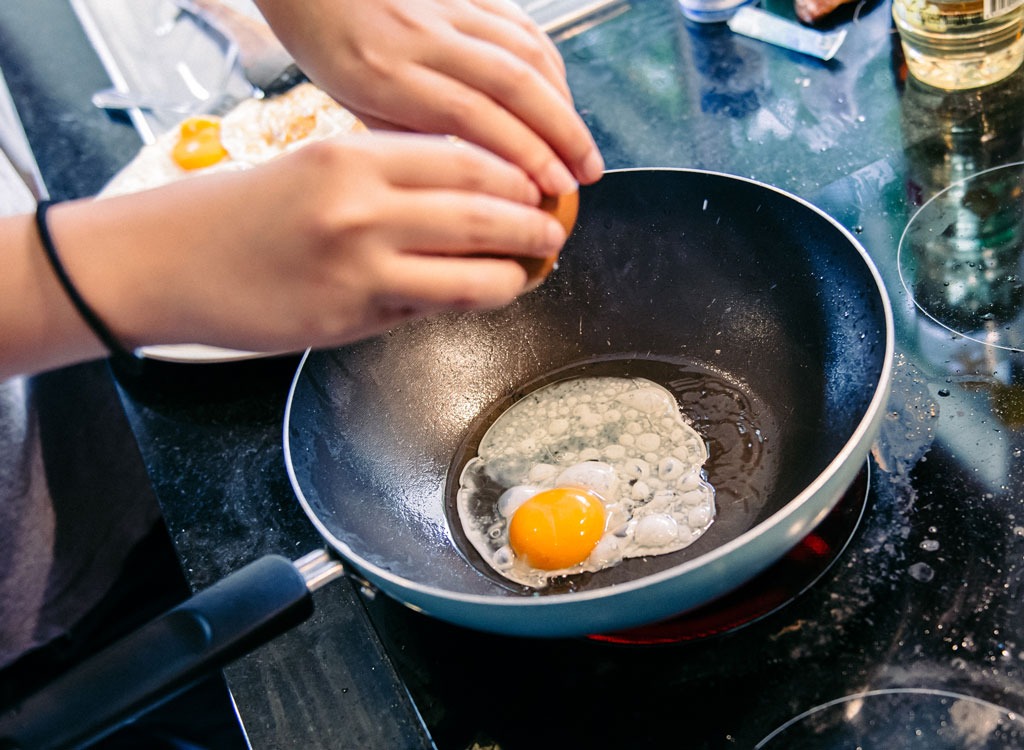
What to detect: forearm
<box><xmin>0</xmin><ymin>194</ymin><xmax>188</xmax><ymax>379</ymax></box>
<box><xmin>0</xmin><ymin>209</ymin><xmax>108</xmax><ymax>379</ymax></box>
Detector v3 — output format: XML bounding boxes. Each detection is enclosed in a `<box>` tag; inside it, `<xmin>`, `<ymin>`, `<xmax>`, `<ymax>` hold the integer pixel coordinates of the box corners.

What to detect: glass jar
<box><xmin>893</xmin><ymin>0</ymin><xmax>1024</xmax><ymax>90</ymax></box>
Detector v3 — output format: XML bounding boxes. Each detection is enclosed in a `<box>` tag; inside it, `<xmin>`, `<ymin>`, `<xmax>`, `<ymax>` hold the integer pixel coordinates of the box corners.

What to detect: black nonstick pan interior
<box><xmin>284</xmin><ymin>168</ymin><xmax>893</xmax><ymax>636</ymax></box>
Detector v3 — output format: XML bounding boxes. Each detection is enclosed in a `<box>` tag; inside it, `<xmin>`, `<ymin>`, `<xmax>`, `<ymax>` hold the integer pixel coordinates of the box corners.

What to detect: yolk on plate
<box><xmin>172</xmin><ymin>116</ymin><xmax>229</xmax><ymax>170</ymax></box>
<box><xmin>508</xmin><ymin>487</ymin><xmax>606</xmax><ymax>570</ymax></box>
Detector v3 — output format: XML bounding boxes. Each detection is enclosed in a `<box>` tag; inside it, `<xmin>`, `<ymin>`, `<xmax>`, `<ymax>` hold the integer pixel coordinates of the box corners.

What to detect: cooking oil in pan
<box><xmin>444</xmin><ymin>356</ymin><xmax>779</xmax><ymax>594</ymax></box>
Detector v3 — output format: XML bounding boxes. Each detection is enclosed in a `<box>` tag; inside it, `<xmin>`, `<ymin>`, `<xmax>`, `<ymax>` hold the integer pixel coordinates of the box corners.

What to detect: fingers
<box><xmin>458</xmin><ymin>0</ymin><xmax>571</xmax><ymax>100</ymax></box>
<box><xmin>436</xmin><ymin>0</ymin><xmax>605</xmax><ymax>186</ymax></box>
<box><xmin>320</xmin><ymin>135</ymin><xmax>568</xmax><ymax>260</ymax></box>
<box><xmin>257</xmin><ymin>0</ymin><xmax>605</xmax><ymax>191</ymax></box>
<box><xmin>365</xmin><ymin>62</ymin><xmax>599</xmax><ymax>196</ymax></box>
<box><xmin>375</xmin><ymin>252</ymin><xmax>533</xmax><ymax>314</ymax></box>
<box><xmin>427</xmin><ymin>41</ymin><xmax>604</xmax><ymax>190</ymax></box>
<box><xmin>379</xmin><ymin>188</ymin><xmax>568</xmax><ymax>260</ymax></box>
<box><xmin>347</xmin><ymin>133</ymin><xmax>544</xmax><ymax>204</ymax></box>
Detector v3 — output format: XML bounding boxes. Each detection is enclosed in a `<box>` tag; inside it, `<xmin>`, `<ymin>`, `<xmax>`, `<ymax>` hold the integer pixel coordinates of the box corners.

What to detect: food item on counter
<box><xmin>170</xmin><ymin>115</ymin><xmax>229</xmax><ymax>170</ymax></box>
<box><xmin>794</xmin><ymin>0</ymin><xmax>856</xmax><ymax>24</ymax></box>
<box><xmin>520</xmin><ymin>189</ymin><xmax>580</xmax><ymax>290</ymax></box>
<box><xmin>101</xmin><ymin>82</ymin><xmax>366</xmax><ymax>196</ymax></box>
<box><xmin>456</xmin><ymin>376</ymin><xmax>716</xmax><ymax>588</ymax></box>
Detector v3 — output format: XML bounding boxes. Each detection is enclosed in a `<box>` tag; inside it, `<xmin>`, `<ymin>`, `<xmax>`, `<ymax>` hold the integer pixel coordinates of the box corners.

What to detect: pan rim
<box><xmin>282</xmin><ymin>167</ymin><xmax>895</xmax><ymax>620</ymax></box>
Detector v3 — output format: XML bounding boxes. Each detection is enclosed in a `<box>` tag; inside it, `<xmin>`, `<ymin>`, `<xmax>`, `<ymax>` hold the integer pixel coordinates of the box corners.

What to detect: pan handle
<box><xmin>0</xmin><ymin>553</ymin><xmax>325</xmax><ymax>750</ymax></box>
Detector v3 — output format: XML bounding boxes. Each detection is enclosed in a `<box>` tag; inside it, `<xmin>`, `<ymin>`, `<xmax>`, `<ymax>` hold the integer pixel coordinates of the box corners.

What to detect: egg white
<box><xmin>457</xmin><ymin>376</ymin><xmax>716</xmax><ymax>588</ymax></box>
<box><xmin>100</xmin><ymin>83</ymin><xmax>365</xmax><ymax>197</ymax></box>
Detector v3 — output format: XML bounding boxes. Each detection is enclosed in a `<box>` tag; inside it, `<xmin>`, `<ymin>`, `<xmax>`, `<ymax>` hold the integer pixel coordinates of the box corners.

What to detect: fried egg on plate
<box><xmin>101</xmin><ymin>82</ymin><xmax>366</xmax><ymax>197</ymax></box>
<box><xmin>456</xmin><ymin>376</ymin><xmax>716</xmax><ymax>589</ymax></box>
<box><xmin>98</xmin><ymin>83</ymin><xmax>366</xmax><ymax>362</ymax></box>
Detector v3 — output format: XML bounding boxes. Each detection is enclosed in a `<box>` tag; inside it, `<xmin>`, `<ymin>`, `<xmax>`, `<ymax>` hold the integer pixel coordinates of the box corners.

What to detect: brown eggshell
<box><xmin>521</xmin><ymin>189</ymin><xmax>580</xmax><ymax>290</ymax></box>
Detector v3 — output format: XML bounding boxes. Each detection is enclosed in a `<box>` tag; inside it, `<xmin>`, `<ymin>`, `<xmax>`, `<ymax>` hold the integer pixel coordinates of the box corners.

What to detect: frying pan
<box><xmin>283</xmin><ymin>167</ymin><xmax>894</xmax><ymax>637</ymax></box>
<box><xmin>0</xmin><ymin>168</ymin><xmax>893</xmax><ymax>749</ymax></box>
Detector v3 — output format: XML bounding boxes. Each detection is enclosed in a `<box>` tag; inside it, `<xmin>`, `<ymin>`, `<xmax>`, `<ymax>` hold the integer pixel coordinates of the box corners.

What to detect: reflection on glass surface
<box><xmin>898</xmin><ymin>72</ymin><xmax>1024</xmax><ymax>353</ymax></box>
<box><xmin>901</xmin><ymin>164</ymin><xmax>1024</xmax><ymax>333</ymax></box>
<box><xmin>756</xmin><ymin>689</ymin><xmax>1024</xmax><ymax>749</ymax></box>
<box><xmin>680</xmin><ymin>15</ymin><xmax>762</xmax><ymax>118</ymax></box>
<box><xmin>901</xmin><ymin>66</ymin><xmax>1024</xmax><ymax>197</ymax></box>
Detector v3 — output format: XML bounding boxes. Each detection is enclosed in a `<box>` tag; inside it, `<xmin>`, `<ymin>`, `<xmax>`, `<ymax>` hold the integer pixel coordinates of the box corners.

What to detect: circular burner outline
<box><xmin>586</xmin><ymin>460</ymin><xmax>871</xmax><ymax>645</ymax></box>
<box><xmin>897</xmin><ymin>160</ymin><xmax>1024</xmax><ymax>353</ymax></box>
<box><xmin>755</xmin><ymin>687</ymin><xmax>1024</xmax><ymax>748</ymax></box>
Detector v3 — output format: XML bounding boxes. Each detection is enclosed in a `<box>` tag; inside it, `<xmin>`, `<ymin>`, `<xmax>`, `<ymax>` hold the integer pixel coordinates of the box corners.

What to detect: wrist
<box><xmin>34</xmin><ymin>200</ymin><xmax>143</xmax><ymax>373</ymax></box>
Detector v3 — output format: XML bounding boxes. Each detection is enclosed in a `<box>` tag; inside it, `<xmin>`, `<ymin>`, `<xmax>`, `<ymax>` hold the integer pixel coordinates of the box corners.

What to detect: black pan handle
<box><xmin>0</xmin><ymin>553</ymin><xmax>318</xmax><ymax>750</ymax></box>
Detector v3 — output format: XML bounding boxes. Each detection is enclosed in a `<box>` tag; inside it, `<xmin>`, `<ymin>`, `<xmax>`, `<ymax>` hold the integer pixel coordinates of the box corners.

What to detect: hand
<box><xmin>45</xmin><ymin>134</ymin><xmax>569</xmax><ymax>355</ymax></box>
<box><xmin>253</xmin><ymin>0</ymin><xmax>604</xmax><ymax>196</ymax></box>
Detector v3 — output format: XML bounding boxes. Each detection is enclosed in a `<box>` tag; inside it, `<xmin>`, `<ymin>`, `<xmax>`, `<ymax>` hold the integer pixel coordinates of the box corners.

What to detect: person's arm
<box><xmin>0</xmin><ymin>210</ymin><xmax>110</xmax><ymax>378</ymax></box>
<box><xmin>0</xmin><ymin>133</ymin><xmax>566</xmax><ymax>380</ymax></box>
<box><xmin>252</xmin><ymin>0</ymin><xmax>604</xmax><ymax>197</ymax></box>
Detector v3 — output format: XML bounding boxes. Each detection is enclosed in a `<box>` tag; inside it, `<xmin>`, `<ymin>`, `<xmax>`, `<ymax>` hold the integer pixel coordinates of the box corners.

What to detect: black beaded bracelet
<box><xmin>35</xmin><ymin>200</ymin><xmax>144</xmax><ymax>375</ymax></box>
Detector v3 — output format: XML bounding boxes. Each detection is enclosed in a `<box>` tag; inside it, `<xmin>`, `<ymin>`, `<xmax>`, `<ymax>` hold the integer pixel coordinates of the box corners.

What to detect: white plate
<box><xmin>138</xmin><ymin>343</ymin><xmax>270</xmax><ymax>363</ymax></box>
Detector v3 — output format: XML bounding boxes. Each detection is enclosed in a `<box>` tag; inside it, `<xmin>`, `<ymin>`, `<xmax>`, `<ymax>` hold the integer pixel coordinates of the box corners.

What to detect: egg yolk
<box><xmin>172</xmin><ymin>116</ymin><xmax>228</xmax><ymax>170</ymax></box>
<box><xmin>508</xmin><ymin>487</ymin><xmax>607</xmax><ymax>570</ymax></box>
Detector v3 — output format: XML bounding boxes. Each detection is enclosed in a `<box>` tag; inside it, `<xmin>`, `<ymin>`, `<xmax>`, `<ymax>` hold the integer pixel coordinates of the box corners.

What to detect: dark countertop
<box><xmin>5</xmin><ymin>0</ymin><xmax>1024</xmax><ymax>747</ymax></box>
